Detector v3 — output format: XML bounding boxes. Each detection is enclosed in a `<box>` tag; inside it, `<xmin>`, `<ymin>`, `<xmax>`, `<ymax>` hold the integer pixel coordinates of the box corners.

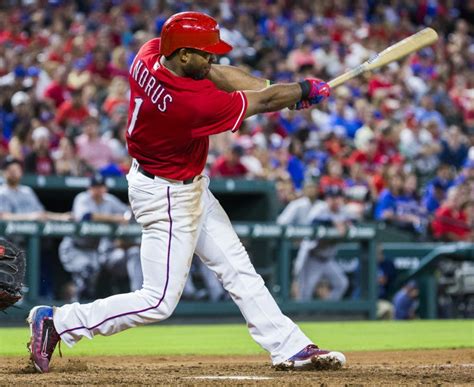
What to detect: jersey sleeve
<box><xmin>26</xmin><ymin>188</ymin><xmax>45</xmax><ymax>212</ymax></box>
<box><xmin>72</xmin><ymin>193</ymin><xmax>90</xmax><ymax>221</ymax></box>
<box><xmin>190</xmin><ymin>88</ymin><xmax>248</xmax><ymax>138</ymax></box>
<box><xmin>108</xmin><ymin>195</ymin><xmax>129</xmax><ymax>215</ymax></box>
<box><xmin>0</xmin><ymin>192</ymin><xmax>12</xmax><ymax>213</ymax></box>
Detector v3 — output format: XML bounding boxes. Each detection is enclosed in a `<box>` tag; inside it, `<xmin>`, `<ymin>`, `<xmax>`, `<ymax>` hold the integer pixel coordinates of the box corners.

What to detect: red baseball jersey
<box><xmin>126</xmin><ymin>38</ymin><xmax>248</xmax><ymax>180</ymax></box>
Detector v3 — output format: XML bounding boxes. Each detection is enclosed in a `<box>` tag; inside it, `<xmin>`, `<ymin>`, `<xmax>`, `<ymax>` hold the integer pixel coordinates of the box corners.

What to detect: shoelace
<box><xmin>44</xmin><ymin>319</ymin><xmax>62</xmax><ymax>359</ymax></box>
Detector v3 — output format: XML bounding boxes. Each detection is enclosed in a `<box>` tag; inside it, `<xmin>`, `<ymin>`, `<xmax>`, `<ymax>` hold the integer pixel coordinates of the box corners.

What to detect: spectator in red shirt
<box><xmin>43</xmin><ymin>66</ymin><xmax>70</xmax><ymax>108</ymax></box>
<box><xmin>431</xmin><ymin>186</ymin><xmax>470</xmax><ymax>241</ymax></box>
<box><xmin>320</xmin><ymin>159</ymin><xmax>345</xmax><ymax>194</ymax></box>
<box><xmin>87</xmin><ymin>48</ymin><xmax>114</xmax><ymax>88</ymax></box>
<box><xmin>465</xmin><ymin>201</ymin><xmax>474</xmax><ymax>242</ymax></box>
<box><xmin>210</xmin><ymin>144</ymin><xmax>248</xmax><ymax>178</ymax></box>
<box><xmin>24</xmin><ymin>126</ymin><xmax>55</xmax><ymax>175</ymax></box>
<box><xmin>102</xmin><ymin>78</ymin><xmax>129</xmax><ymax>117</ymax></box>
<box><xmin>55</xmin><ymin>88</ymin><xmax>90</xmax><ymax>133</ymax></box>
<box><xmin>347</xmin><ymin>133</ymin><xmax>381</xmax><ymax>174</ymax></box>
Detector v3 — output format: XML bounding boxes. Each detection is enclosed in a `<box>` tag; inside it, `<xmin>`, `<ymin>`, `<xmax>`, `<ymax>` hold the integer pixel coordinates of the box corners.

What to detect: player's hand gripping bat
<box><xmin>328</xmin><ymin>27</ymin><xmax>439</xmax><ymax>89</ymax></box>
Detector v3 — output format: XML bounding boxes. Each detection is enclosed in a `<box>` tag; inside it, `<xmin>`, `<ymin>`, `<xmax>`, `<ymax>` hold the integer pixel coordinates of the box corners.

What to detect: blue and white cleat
<box><xmin>26</xmin><ymin>306</ymin><xmax>61</xmax><ymax>373</ymax></box>
<box><xmin>275</xmin><ymin>344</ymin><xmax>346</xmax><ymax>370</ymax></box>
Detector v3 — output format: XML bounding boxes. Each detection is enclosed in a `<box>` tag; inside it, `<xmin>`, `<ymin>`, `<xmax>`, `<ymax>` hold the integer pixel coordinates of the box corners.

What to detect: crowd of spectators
<box><xmin>0</xmin><ymin>0</ymin><xmax>473</xmax><ymax>242</ymax></box>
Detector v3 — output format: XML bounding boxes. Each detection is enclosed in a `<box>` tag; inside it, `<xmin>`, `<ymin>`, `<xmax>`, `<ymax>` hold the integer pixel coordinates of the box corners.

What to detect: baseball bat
<box><xmin>327</xmin><ymin>27</ymin><xmax>439</xmax><ymax>89</ymax></box>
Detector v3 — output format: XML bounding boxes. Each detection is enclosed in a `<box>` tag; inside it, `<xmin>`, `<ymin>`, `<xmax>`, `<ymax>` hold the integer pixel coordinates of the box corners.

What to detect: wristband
<box><xmin>298</xmin><ymin>80</ymin><xmax>311</xmax><ymax>99</ymax></box>
<box><xmin>265</xmin><ymin>79</ymin><xmax>275</xmax><ymax>87</ymax></box>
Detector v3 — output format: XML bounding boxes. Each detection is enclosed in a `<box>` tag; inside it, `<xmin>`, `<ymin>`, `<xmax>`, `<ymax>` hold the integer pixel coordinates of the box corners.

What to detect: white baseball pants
<box><xmin>53</xmin><ymin>166</ymin><xmax>312</xmax><ymax>364</ymax></box>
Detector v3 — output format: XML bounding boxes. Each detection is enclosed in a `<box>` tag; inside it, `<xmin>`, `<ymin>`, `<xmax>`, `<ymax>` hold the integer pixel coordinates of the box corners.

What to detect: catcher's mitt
<box><xmin>0</xmin><ymin>238</ymin><xmax>26</xmax><ymax>311</ymax></box>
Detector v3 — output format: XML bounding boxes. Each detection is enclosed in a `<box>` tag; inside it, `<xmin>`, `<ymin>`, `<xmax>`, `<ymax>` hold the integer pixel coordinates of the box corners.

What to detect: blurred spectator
<box><xmin>438</xmin><ymin>125</ymin><xmax>469</xmax><ymax>169</ymax></box>
<box><xmin>0</xmin><ymin>156</ymin><xmax>69</xmax><ymax>222</ymax></box>
<box><xmin>415</xmin><ymin>95</ymin><xmax>446</xmax><ymax>131</ymax></box>
<box><xmin>58</xmin><ymin>174</ymin><xmax>140</xmax><ymax>301</ymax></box>
<box><xmin>393</xmin><ymin>281</ymin><xmax>419</xmax><ymax>320</ymax></box>
<box><xmin>102</xmin><ymin>77</ymin><xmax>129</xmax><ymax>118</ymax></box>
<box><xmin>8</xmin><ymin>120</ymin><xmax>32</xmax><ymax>161</ymax></box>
<box><xmin>431</xmin><ymin>186</ymin><xmax>471</xmax><ymax>241</ymax></box>
<box><xmin>347</xmin><ymin>131</ymin><xmax>385</xmax><ymax>175</ymax></box>
<box><xmin>319</xmin><ymin>159</ymin><xmax>345</xmax><ymax>194</ymax></box>
<box><xmin>293</xmin><ymin>186</ymin><xmax>350</xmax><ymax>301</ymax></box>
<box><xmin>24</xmin><ymin>126</ymin><xmax>55</xmax><ymax>175</ymax></box>
<box><xmin>377</xmin><ymin>247</ymin><xmax>396</xmax><ymax>320</ymax></box>
<box><xmin>237</xmin><ymin>137</ymin><xmax>265</xmax><ymax>178</ymax></box>
<box><xmin>76</xmin><ymin>115</ymin><xmax>116</xmax><ymax>173</ymax></box>
<box><xmin>102</xmin><ymin>105</ymin><xmax>130</xmax><ymax>174</ymax></box>
<box><xmin>422</xmin><ymin>163</ymin><xmax>454</xmax><ymax>214</ymax></box>
<box><xmin>67</xmin><ymin>59</ymin><xmax>91</xmax><ymax>91</ymax></box>
<box><xmin>43</xmin><ymin>66</ymin><xmax>70</xmax><ymax>108</ymax></box>
<box><xmin>55</xmin><ymin>88</ymin><xmax>90</xmax><ymax>134</ymax></box>
<box><xmin>399</xmin><ymin>118</ymin><xmax>441</xmax><ymax>175</ymax></box>
<box><xmin>52</xmin><ymin>137</ymin><xmax>81</xmax><ymax>176</ymax></box>
<box><xmin>287</xmin><ymin>138</ymin><xmax>305</xmax><ymax>191</ymax></box>
<box><xmin>375</xmin><ymin>172</ymin><xmax>424</xmax><ymax>233</ymax></box>
<box><xmin>277</xmin><ymin>179</ymin><xmax>319</xmax><ymax>225</ymax></box>
<box><xmin>344</xmin><ymin>163</ymin><xmax>371</xmax><ymax>219</ymax></box>
<box><xmin>210</xmin><ymin>144</ymin><xmax>248</xmax><ymax>178</ymax></box>
<box><xmin>454</xmin><ymin>159</ymin><xmax>474</xmax><ymax>187</ymax></box>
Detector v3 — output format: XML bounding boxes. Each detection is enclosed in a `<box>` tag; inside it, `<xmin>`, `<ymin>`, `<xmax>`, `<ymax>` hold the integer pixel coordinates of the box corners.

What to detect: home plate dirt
<box><xmin>0</xmin><ymin>349</ymin><xmax>472</xmax><ymax>385</ymax></box>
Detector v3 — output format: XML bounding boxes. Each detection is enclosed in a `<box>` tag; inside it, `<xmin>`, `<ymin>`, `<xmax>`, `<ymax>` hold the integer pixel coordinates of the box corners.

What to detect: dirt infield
<box><xmin>0</xmin><ymin>349</ymin><xmax>472</xmax><ymax>385</ymax></box>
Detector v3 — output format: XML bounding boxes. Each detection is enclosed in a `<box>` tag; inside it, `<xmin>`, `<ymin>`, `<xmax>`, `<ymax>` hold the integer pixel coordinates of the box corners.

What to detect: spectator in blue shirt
<box><xmin>375</xmin><ymin>173</ymin><xmax>404</xmax><ymax>220</ymax></box>
<box><xmin>415</xmin><ymin>95</ymin><xmax>446</xmax><ymax>131</ymax></box>
<box><xmin>375</xmin><ymin>173</ymin><xmax>424</xmax><ymax>233</ymax></box>
<box><xmin>393</xmin><ymin>281</ymin><xmax>419</xmax><ymax>320</ymax></box>
<box><xmin>422</xmin><ymin>163</ymin><xmax>454</xmax><ymax>214</ymax></box>
<box><xmin>453</xmin><ymin>158</ymin><xmax>474</xmax><ymax>187</ymax></box>
<box><xmin>438</xmin><ymin>125</ymin><xmax>469</xmax><ymax>169</ymax></box>
<box><xmin>287</xmin><ymin>138</ymin><xmax>305</xmax><ymax>191</ymax></box>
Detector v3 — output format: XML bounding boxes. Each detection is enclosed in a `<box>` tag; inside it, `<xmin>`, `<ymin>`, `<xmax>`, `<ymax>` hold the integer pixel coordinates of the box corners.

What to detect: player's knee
<box><xmin>340</xmin><ymin>275</ymin><xmax>349</xmax><ymax>291</ymax></box>
<box><xmin>138</xmin><ymin>287</ymin><xmax>179</xmax><ymax>320</ymax></box>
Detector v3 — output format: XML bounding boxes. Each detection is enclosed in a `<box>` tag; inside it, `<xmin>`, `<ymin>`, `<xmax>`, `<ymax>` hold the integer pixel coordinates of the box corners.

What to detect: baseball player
<box><xmin>27</xmin><ymin>12</ymin><xmax>345</xmax><ymax>372</ymax></box>
<box><xmin>58</xmin><ymin>174</ymin><xmax>142</xmax><ymax>300</ymax></box>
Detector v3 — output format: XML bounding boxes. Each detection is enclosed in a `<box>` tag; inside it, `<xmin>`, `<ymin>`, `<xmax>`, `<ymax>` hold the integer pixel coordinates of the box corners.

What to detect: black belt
<box><xmin>137</xmin><ymin>165</ymin><xmax>196</xmax><ymax>185</ymax></box>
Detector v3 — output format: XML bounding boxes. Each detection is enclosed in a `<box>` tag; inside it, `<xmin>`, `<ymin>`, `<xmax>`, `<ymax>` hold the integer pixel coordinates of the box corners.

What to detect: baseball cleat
<box><xmin>26</xmin><ymin>305</ymin><xmax>61</xmax><ymax>373</ymax></box>
<box><xmin>275</xmin><ymin>344</ymin><xmax>346</xmax><ymax>371</ymax></box>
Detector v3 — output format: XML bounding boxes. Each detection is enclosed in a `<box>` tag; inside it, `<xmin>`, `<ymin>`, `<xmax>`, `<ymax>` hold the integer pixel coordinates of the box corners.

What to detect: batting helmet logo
<box><xmin>159</xmin><ymin>12</ymin><xmax>233</xmax><ymax>57</ymax></box>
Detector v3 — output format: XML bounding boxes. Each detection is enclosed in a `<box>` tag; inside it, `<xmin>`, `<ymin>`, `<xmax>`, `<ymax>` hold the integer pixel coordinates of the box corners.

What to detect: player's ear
<box><xmin>178</xmin><ymin>48</ymin><xmax>190</xmax><ymax>64</ymax></box>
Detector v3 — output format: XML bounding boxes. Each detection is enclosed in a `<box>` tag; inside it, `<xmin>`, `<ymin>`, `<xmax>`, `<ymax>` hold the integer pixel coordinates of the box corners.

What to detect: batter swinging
<box><xmin>27</xmin><ymin>12</ymin><xmax>345</xmax><ymax>372</ymax></box>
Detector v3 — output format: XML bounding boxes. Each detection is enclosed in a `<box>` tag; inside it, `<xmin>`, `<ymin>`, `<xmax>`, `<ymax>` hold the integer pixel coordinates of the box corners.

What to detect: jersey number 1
<box><xmin>127</xmin><ymin>97</ymin><xmax>143</xmax><ymax>136</ymax></box>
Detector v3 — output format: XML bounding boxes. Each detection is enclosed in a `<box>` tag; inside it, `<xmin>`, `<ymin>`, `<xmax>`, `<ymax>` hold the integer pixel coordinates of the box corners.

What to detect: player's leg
<box><xmin>195</xmin><ymin>256</ymin><xmax>225</xmax><ymax>301</ymax></box>
<box><xmin>52</xmin><ymin>172</ymin><xmax>204</xmax><ymax>347</ymax></box>
<box><xmin>194</xmin><ymin>188</ymin><xmax>312</xmax><ymax>365</ymax></box>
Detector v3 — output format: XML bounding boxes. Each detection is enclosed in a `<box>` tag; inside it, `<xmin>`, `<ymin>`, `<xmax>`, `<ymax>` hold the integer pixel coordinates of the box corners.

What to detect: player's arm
<box><xmin>243</xmin><ymin>79</ymin><xmax>329</xmax><ymax>118</ymax></box>
<box><xmin>90</xmin><ymin>213</ymin><xmax>129</xmax><ymax>224</ymax></box>
<box><xmin>207</xmin><ymin>64</ymin><xmax>268</xmax><ymax>92</ymax></box>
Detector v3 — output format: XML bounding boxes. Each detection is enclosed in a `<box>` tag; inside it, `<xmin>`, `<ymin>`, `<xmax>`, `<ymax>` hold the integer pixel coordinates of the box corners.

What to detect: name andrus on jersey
<box><xmin>130</xmin><ymin>59</ymin><xmax>172</xmax><ymax>112</ymax></box>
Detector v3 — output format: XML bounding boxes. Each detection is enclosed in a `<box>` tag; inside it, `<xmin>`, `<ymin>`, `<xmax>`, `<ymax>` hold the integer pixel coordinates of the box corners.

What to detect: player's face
<box><xmin>182</xmin><ymin>48</ymin><xmax>215</xmax><ymax>80</ymax></box>
<box><xmin>90</xmin><ymin>185</ymin><xmax>107</xmax><ymax>201</ymax></box>
<box><xmin>4</xmin><ymin>163</ymin><xmax>23</xmax><ymax>186</ymax></box>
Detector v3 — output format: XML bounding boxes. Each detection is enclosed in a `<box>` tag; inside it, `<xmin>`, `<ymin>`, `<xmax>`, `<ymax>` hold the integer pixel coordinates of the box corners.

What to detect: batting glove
<box><xmin>295</xmin><ymin>78</ymin><xmax>330</xmax><ymax>110</ymax></box>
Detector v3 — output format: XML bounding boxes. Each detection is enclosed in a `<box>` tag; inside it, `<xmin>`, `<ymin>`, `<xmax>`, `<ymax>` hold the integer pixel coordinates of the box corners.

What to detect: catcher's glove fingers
<box><xmin>0</xmin><ymin>238</ymin><xmax>26</xmax><ymax>311</ymax></box>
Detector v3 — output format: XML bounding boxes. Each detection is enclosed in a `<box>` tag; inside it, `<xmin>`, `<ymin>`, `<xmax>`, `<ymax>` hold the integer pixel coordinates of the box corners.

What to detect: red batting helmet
<box><xmin>159</xmin><ymin>12</ymin><xmax>233</xmax><ymax>57</ymax></box>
